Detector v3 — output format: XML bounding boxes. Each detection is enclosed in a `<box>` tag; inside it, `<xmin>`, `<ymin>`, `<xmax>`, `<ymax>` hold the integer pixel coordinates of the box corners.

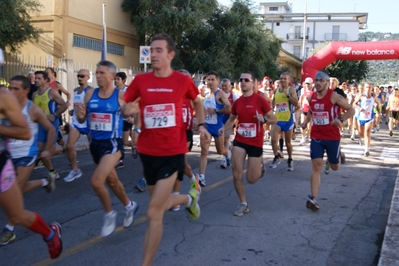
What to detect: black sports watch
<box><xmin>338</xmin><ymin>116</ymin><xmax>344</xmax><ymax>123</ymax></box>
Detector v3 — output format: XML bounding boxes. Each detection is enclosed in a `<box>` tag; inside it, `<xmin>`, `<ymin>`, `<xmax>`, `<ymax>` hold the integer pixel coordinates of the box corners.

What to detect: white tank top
<box><xmin>10</xmin><ymin>101</ymin><xmax>39</xmax><ymax>158</ymax></box>
<box><xmin>72</xmin><ymin>86</ymin><xmax>89</xmax><ymax>128</ymax></box>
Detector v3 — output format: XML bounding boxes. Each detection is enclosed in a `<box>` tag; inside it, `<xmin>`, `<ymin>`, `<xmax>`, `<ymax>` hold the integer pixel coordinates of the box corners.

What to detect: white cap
<box><xmin>304</xmin><ymin>77</ymin><xmax>313</xmax><ymax>84</ymax></box>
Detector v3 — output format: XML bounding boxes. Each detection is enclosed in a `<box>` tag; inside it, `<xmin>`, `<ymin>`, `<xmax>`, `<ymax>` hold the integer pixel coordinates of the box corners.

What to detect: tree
<box><xmin>325</xmin><ymin>60</ymin><xmax>369</xmax><ymax>84</ymax></box>
<box><xmin>0</xmin><ymin>0</ymin><xmax>42</xmax><ymax>52</ymax></box>
<box><xmin>122</xmin><ymin>0</ymin><xmax>282</xmax><ymax>80</ymax></box>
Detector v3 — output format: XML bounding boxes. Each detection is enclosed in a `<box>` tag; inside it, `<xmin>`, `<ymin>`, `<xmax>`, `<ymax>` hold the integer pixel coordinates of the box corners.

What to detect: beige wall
<box><xmin>68</xmin><ymin>0</ymin><xmax>136</xmax><ymax>35</ymax></box>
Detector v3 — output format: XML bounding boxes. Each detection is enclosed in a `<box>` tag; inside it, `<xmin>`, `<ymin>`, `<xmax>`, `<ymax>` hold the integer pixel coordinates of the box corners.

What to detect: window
<box><xmin>294</xmin><ymin>26</ymin><xmax>302</xmax><ymax>39</ymax></box>
<box><xmin>73</xmin><ymin>35</ymin><xmax>124</xmax><ymax>56</ymax></box>
<box><xmin>293</xmin><ymin>46</ymin><xmax>301</xmax><ymax>57</ymax></box>
<box><xmin>332</xmin><ymin>26</ymin><xmax>340</xmax><ymax>40</ymax></box>
<box><xmin>269</xmin><ymin>7</ymin><xmax>278</xmax><ymax>11</ymax></box>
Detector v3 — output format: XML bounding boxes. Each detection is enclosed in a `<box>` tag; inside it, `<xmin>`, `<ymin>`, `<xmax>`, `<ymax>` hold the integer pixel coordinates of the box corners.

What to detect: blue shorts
<box><xmin>276</xmin><ymin>121</ymin><xmax>294</xmax><ymax>132</ymax></box>
<box><xmin>205</xmin><ymin>123</ymin><xmax>222</xmax><ymax>138</ymax></box>
<box><xmin>358</xmin><ymin>119</ymin><xmax>374</xmax><ymax>126</ymax></box>
<box><xmin>38</xmin><ymin>118</ymin><xmax>59</xmax><ymax>144</ymax></box>
<box><xmin>72</xmin><ymin>124</ymin><xmax>90</xmax><ymax>135</ymax></box>
<box><xmin>89</xmin><ymin>138</ymin><xmax>124</xmax><ymax>164</ymax></box>
<box><xmin>310</xmin><ymin>139</ymin><xmax>340</xmax><ymax>164</ymax></box>
<box><xmin>12</xmin><ymin>156</ymin><xmax>37</xmax><ymax>167</ymax></box>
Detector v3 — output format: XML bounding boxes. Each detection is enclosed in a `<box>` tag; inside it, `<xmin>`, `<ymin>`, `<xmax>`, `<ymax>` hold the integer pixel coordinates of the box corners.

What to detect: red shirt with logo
<box><xmin>232</xmin><ymin>93</ymin><xmax>272</xmax><ymax>148</ymax></box>
<box><xmin>300</xmin><ymin>90</ymin><xmax>313</xmax><ymax>113</ymax></box>
<box><xmin>124</xmin><ymin>71</ymin><xmax>198</xmax><ymax>156</ymax></box>
<box><xmin>182</xmin><ymin>99</ymin><xmax>194</xmax><ymax>130</ymax></box>
<box><xmin>309</xmin><ymin>89</ymin><xmax>340</xmax><ymax>140</ymax></box>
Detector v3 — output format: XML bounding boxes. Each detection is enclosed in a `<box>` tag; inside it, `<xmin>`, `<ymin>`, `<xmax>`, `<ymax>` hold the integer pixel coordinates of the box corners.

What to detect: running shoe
<box><xmin>269</xmin><ymin>156</ymin><xmax>280</xmax><ymax>168</ymax></box>
<box><xmin>371</xmin><ymin>128</ymin><xmax>375</xmax><ymax>134</ymax></box>
<box><xmin>45</xmin><ymin>222</ymin><xmax>63</xmax><ymax>259</ymax></box>
<box><xmin>68</xmin><ymin>160</ymin><xmax>79</xmax><ymax>167</ymax></box>
<box><xmin>364</xmin><ymin>151</ymin><xmax>370</xmax><ymax>157</ymax></box>
<box><xmin>34</xmin><ymin>159</ymin><xmax>44</xmax><ymax>170</ymax></box>
<box><xmin>63</xmin><ymin>169</ymin><xmax>82</xmax><ymax>183</ymax></box>
<box><xmin>390</xmin><ymin>131</ymin><xmax>393</xmax><ymax>137</ymax></box>
<box><xmin>277</xmin><ymin>150</ymin><xmax>284</xmax><ymax>159</ymax></box>
<box><xmin>123</xmin><ymin>201</ymin><xmax>139</xmax><ymax>228</ymax></box>
<box><xmin>131</xmin><ymin>146</ymin><xmax>138</xmax><ymax>159</ymax></box>
<box><xmin>135</xmin><ymin>178</ymin><xmax>147</xmax><ymax>192</ymax></box>
<box><xmin>376</xmin><ymin>126</ymin><xmax>380</xmax><ymax>132</ymax></box>
<box><xmin>350</xmin><ymin>135</ymin><xmax>355</xmax><ymax>141</ymax></box>
<box><xmin>325</xmin><ymin>161</ymin><xmax>330</xmax><ymax>174</ymax></box>
<box><xmin>198</xmin><ymin>174</ymin><xmax>206</xmax><ymax>187</ymax></box>
<box><xmin>49</xmin><ymin>170</ymin><xmax>60</xmax><ymax>180</ymax></box>
<box><xmin>358</xmin><ymin>139</ymin><xmax>363</xmax><ymax>146</ymax></box>
<box><xmin>186</xmin><ymin>188</ymin><xmax>200</xmax><ymax>220</ymax></box>
<box><xmin>220</xmin><ymin>156</ymin><xmax>227</xmax><ymax>169</ymax></box>
<box><xmin>287</xmin><ymin>159</ymin><xmax>294</xmax><ymax>171</ymax></box>
<box><xmin>190</xmin><ymin>174</ymin><xmax>202</xmax><ymax>194</ymax></box>
<box><xmin>171</xmin><ymin>205</ymin><xmax>180</xmax><ymax>211</ymax></box>
<box><xmin>101</xmin><ymin>211</ymin><xmax>117</xmax><ymax>237</ymax></box>
<box><xmin>225</xmin><ymin>149</ymin><xmax>232</xmax><ymax>167</ymax></box>
<box><xmin>44</xmin><ymin>175</ymin><xmax>56</xmax><ymax>193</ymax></box>
<box><xmin>0</xmin><ymin>228</ymin><xmax>16</xmax><ymax>245</ymax></box>
<box><xmin>260</xmin><ymin>163</ymin><xmax>266</xmax><ymax>178</ymax></box>
<box><xmin>115</xmin><ymin>160</ymin><xmax>124</xmax><ymax>169</ymax></box>
<box><xmin>306</xmin><ymin>196</ymin><xmax>319</xmax><ymax>211</ymax></box>
<box><xmin>233</xmin><ymin>203</ymin><xmax>249</xmax><ymax>216</ymax></box>
<box><xmin>299</xmin><ymin>138</ymin><xmax>306</xmax><ymax>146</ymax></box>
<box><xmin>340</xmin><ymin>152</ymin><xmax>346</xmax><ymax>164</ymax></box>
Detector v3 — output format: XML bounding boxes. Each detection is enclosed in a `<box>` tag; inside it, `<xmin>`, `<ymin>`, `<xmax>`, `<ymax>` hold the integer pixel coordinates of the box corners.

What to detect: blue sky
<box><xmin>218</xmin><ymin>0</ymin><xmax>399</xmax><ymax>33</ymax></box>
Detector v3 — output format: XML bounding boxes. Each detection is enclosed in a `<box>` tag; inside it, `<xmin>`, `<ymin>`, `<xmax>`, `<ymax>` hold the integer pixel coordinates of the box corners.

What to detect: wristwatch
<box><xmin>133</xmin><ymin>128</ymin><xmax>141</xmax><ymax>134</ymax></box>
<box><xmin>338</xmin><ymin>116</ymin><xmax>344</xmax><ymax>123</ymax></box>
<box><xmin>215</xmin><ymin>108</ymin><xmax>219</xmax><ymax>113</ymax></box>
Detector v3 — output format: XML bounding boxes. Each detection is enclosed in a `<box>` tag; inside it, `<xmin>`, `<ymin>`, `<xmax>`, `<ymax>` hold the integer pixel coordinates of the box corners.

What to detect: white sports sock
<box><xmin>190</xmin><ymin>174</ymin><xmax>196</xmax><ymax>182</ymax></box>
<box><xmin>186</xmin><ymin>194</ymin><xmax>192</xmax><ymax>207</ymax></box>
<box><xmin>41</xmin><ymin>179</ymin><xmax>49</xmax><ymax>187</ymax></box>
<box><xmin>124</xmin><ymin>201</ymin><xmax>132</xmax><ymax>211</ymax></box>
<box><xmin>241</xmin><ymin>202</ymin><xmax>247</xmax><ymax>206</ymax></box>
<box><xmin>5</xmin><ymin>224</ymin><xmax>14</xmax><ymax>231</ymax></box>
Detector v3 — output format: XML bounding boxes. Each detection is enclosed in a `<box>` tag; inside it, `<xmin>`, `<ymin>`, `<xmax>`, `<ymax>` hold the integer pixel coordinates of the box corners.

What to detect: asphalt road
<box><xmin>1</xmin><ymin>124</ymin><xmax>398</xmax><ymax>266</ymax></box>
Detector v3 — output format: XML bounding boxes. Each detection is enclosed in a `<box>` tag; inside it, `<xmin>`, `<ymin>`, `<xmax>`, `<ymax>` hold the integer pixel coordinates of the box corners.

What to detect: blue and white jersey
<box><xmin>358</xmin><ymin>94</ymin><xmax>375</xmax><ymax>121</ymax></box>
<box><xmin>72</xmin><ymin>86</ymin><xmax>90</xmax><ymax>130</ymax></box>
<box><xmin>88</xmin><ymin>88</ymin><xmax>123</xmax><ymax>140</ymax></box>
<box><xmin>9</xmin><ymin>101</ymin><xmax>39</xmax><ymax>158</ymax></box>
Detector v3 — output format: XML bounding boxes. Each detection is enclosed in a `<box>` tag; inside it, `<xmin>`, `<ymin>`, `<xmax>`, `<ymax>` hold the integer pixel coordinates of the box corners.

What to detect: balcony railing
<box><xmin>286</xmin><ymin>33</ymin><xmax>309</xmax><ymax>40</ymax></box>
<box><xmin>324</xmin><ymin>33</ymin><xmax>347</xmax><ymax>41</ymax></box>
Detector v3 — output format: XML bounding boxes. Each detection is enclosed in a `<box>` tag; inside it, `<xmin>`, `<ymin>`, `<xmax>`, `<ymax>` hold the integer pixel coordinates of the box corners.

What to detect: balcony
<box><xmin>324</xmin><ymin>33</ymin><xmax>347</xmax><ymax>41</ymax></box>
<box><xmin>286</xmin><ymin>33</ymin><xmax>309</xmax><ymax>41</ymax></box>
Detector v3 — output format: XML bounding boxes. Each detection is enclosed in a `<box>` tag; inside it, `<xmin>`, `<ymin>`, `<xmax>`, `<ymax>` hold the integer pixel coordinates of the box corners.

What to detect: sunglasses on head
<box><xmin>77</xmin><ymin>74</ymin><xmax>86</xmax><ymax>78</ymax></box>
<box><xmin>239</xmin><ymin>78</ymin><xmax>253</xmax><ymax>83</ymax></box>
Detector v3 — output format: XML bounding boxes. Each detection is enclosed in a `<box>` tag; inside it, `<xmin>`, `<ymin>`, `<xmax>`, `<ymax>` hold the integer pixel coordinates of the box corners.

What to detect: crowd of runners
<box><xmin>0</xmin><ymin>33</ymin><xmax>398</xmax><ymax>265</ymax></box>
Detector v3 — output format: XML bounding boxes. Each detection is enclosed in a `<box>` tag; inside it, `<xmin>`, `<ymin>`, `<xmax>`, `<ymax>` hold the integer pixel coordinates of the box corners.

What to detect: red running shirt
<box><xmin>300</xmin><ymin>90</ymin><xmax>313</xmax><ymax>113</ymax></box>
<box><xmin>124</xmin><ymin>71</ymin><xmax>198</xmax><ymax>156</ymax></box>
<box><xmin>182</xmin><ymin>99</ymin><xmax>194</xmax><ymax>130</ymax></box>
<box><xmin>309</xmin><ymin>89</ymin><xmax>341</xmax><ymax>140</ymax></box>
<box><xmin>231</xmin><ymin>93</ymin><xmax>272</xmax><ymax>148</ymax></box>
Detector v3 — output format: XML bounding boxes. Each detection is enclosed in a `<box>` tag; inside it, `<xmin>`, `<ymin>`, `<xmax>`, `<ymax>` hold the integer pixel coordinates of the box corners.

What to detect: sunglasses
<box><xmin>77</xmin><ymin>74</ymin><xmax>87</xmax><ymax>78</ymax></box>
<box><xmin>239</xmin><ymin>78</ymin><xmax>253</xmax><ymax>83</ymax></box>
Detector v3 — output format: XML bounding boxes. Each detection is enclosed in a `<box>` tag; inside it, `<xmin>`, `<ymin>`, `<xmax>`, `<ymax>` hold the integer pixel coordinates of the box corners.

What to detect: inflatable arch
<box><xmin>301</xmin><ymin>41</ymin><xmax>399</xmax><ymax>82</ymax></box>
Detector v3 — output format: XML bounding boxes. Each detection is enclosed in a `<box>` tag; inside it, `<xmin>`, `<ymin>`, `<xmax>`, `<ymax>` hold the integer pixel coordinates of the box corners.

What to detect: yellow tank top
<box><xmin>33</xmin><ymin>88</ymin><xmax>56</xmax><ymax>116</ymax></box>
<box><xmin>274</xmin><ymin>87</ymin><xmax>291</xmax><ymax>122</ymax></box>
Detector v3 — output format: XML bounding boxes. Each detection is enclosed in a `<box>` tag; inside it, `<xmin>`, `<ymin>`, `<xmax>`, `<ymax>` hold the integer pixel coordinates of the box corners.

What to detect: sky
<box><xmin>218</xmin><ymin>0</ymin><xmax>399</xmax><ymax>33</ymax></box>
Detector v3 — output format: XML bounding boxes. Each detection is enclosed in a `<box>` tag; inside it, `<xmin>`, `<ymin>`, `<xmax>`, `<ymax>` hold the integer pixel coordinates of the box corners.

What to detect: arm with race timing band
<box><xmin>193</xmin><ymin>96</ymin><xmax>211</xmax><ymax>141</ymax></box>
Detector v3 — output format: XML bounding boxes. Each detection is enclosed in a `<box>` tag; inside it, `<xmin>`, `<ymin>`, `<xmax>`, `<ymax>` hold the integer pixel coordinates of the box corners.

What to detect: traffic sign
<box><xmin>139</xmin><ymin>46</ymin><xmax>151</xmax><ymax>64</ymax></box>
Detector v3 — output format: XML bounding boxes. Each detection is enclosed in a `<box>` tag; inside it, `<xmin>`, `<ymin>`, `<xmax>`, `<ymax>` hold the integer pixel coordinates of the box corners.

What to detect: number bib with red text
<box><xmin>90</xmin><ymin>113</ymin><xmax>113</xmax><ymax>131</ymax></box>
<box><xmin>313</xmin><ymin>111</ymin><xmax>329</xmax><ymax>125</ymax></box>
<box><xmin>359</xmin><ymin>111</ymin><xmax>371</xmax><ymax>120</ymax></box>
<box><xmin>275</xmin><ymin>102</ymin><xmax>289</xmax><ymax>113</ymax></box>
<box><xmin>144</xmin><ymin>103</ymin><xmax>176</xmax><ymax>129</ymax></box>
<box><xmin>237</xmin><ymin>123</ymin><xmax>256</xmax><ymax>138</ymax></box>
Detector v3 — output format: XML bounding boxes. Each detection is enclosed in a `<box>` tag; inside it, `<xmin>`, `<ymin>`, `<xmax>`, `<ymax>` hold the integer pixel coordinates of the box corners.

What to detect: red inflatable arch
<box><xmin>301</xmin><ymin>41</ymin><xmax>399</xmax><ymax>82</ymax></box>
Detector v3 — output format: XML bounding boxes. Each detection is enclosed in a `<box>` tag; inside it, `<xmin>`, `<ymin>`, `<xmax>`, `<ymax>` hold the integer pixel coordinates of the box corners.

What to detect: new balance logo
<box><xmin>336</xmin><ymin>46</ymin><xmax>352</xmax><ymax>55</ymax></box>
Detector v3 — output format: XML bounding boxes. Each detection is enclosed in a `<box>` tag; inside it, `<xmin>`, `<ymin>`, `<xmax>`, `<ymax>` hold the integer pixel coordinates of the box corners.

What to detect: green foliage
<box><xmin>122</xmin><ymin>0</ymin><xmax>282</xmax><ymax>80</ymax></box>
<box><xmin>0</xmin><ymin>0</ymin><xmax>42</xmax><ymax>52</ymax></box>
<box><xmin>359</xmin><ymin>31</ymin><xmax>399</xmax><ymax>85</ymax></box>
<box><xmin>325</xmin><ymin>60</ymin><xmax>369</xmax><ymax>84</ymax></box>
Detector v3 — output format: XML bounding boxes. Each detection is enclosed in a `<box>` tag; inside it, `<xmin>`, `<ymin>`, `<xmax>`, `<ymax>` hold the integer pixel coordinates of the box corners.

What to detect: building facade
<box><xmin>259</xmin><ymin>2</ymin><xmax>368</xmax><ymax>60</ymax></box>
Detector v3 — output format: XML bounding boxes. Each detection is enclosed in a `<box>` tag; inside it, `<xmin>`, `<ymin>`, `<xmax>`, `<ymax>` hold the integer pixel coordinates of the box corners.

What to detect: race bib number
<box><xmin>182</xmin><ymin>108</ymin><xmax>188</xmax><ymax>123</ymax></box>
<box><xmin>10</xmin><ymin>139</ymin><xmax>24</xmax><ymax>145</ymax></box>
<box><xmin>205</xmin><ymin>113</ymin><xmax>217</xmax><ymax>124</ymax></box>
<box><xmin>275</xmin><ymin>102</ymin><xmax>289</xmax><ymax>113</ymax></box>
<box><xmin>359</xmin><ymin>111</ymin><xmax>371</xmax><ymax>120</ymax></box>
<box><xmin>90</xmin><ymin>113</ymin><xmax>112</xmax><ymax>131</ymax></box>
<box><xmin>313</xmin><ymin>111</ymin><xmax>329</xmax><ymax>125</ymax></box>
<box><xmin>144</xmin><ymin>103</ymin><xmax>176</xmax><ymax>129</ymax></box>
<box><xmin>237</xmin><ymin>123</ymin><xmax>256</xmax><ymax>138</ymax></box>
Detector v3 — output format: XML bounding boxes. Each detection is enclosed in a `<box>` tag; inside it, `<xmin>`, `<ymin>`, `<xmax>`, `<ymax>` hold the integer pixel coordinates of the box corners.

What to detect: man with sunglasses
<box><xmin>269</xmin><ymin>72</ymin><xmax>298</xmax><ymax>171</ymax></box>
<box><xmin>300</xmin><ymin>70</ymin><xmax>354</xmax><ymax>211</ymax></box>
<box><xmin>64</xmin><ymin>69</ymin><xmax>93</xmax><ymax>182</ymax></box>
<box><xmin>220</xmin><ymin>71</ymin><xmax>276</xmax><ymax>216</ymax></box>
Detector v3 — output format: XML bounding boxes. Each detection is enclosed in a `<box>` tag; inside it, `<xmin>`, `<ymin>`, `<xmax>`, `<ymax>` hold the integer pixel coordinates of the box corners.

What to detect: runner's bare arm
<box><xmin>121</xmin><ymin>92</ymin><xmax>140</xmax><ymax>118</ymax></box>
<box><xmin>288</xmin><ymin>86</ymin><xmax>299</xmax><ymax>107</ymax></box>
<box><xmin>50</xmin><ymin>89</ymin><xmax>68</xmax><ymax>117</ymax></box>
<box><xmin>193</xmin><ymin>96</ymin><xmax>211</xmax><ymax>141</ymax></box>
<box><xmin>221</xmin><ymin>114</ymin><xmax>237</xmax><ymax>136</ymax></box>
<box><xmin>55</xmin><ymin>82</ymin><xmax>71</xmax><ymax>102</ymax></box>
<box><xmin>76</xmin><ymin>88</ymin><xmax>94</xmax><ymax>123</ymax></box>
<box><xmin>264</xmin><ymin>110</ymin><xmax>277</xmax><ymax>125</ymax></box>
<box><xmin>0</xmin><ymin>90</ymin><xmax>30</xmax><ymax>140</ymax></box>
<box><xmin>300</xmin><ymin>110</ymin><xmax>313</xmax><ymax>129</ymax></box>
<box><xmin>215</xmin><ymin>90</ymin><xmax>231</xmax><ymax>114</ymax></box>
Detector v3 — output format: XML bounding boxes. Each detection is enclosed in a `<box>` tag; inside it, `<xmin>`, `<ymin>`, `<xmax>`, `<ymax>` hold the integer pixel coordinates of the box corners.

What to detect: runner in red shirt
<box><xmin>300</xmin><ymin>70</ymin><xmax>354</xmax><ymax>211</ymax></box>
<box><xmin>220</xmin><ymin>71</ymin><xmax>276</xmax><ymax>216</ymax></box>
<box><xmin>122</xmin><ymin>33</ymin><xmax>210</xmax><ymax>266</ymax></box>
<box><xmin>298</xmin><ymin>77</ymin><xmax>313</xmax><ymax>145</ymax></box>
